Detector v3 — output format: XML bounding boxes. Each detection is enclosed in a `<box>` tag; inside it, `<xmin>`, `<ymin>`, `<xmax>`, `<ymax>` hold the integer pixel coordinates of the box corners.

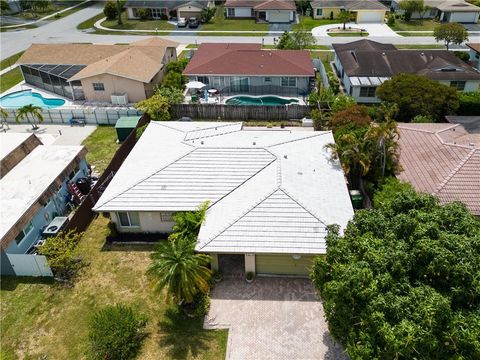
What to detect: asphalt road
<box><xmin>1</xmin><ymin>2</ymin><xmax>479</xmax><ymax>60</ymax></box>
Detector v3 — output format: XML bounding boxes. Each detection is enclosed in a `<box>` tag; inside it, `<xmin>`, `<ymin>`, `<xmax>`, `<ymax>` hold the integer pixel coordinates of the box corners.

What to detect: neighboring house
<box><xmin>467</xmin><ymin>43</ymin><xmax>480</xmax><ymax>70</ymax></box>
<box><xmin>397</xmin><ymin>121</ymin><xmax>480</xmax><ymax>216</ymax></box>
<box><xmin>392</xmin><ymin>0</ymin><xmax>480</xmax><ymax>23</ymax></box>
<box><xmin>93</xmin><ymin>121</ymin><xmax>354</xmax><ymax>276</ymax></box>
<box><xmin>0</xmin><ymin>133</ymin><xmax>88</xmax><ymax>276</ymax></box>
<box><xmin>183</xmin><ymin>43</ymin><xmax>315</xmax><ymax>96</ymax></box>
<box><xmin>224</xmin><ymin>0</ymin><xmax>296</xmax><ymax>23</ymax></box>
<box><xmin>310</xmin><ymin>0</ymin><xmax>388</xmax><ymax>23</ymax></box>
<box><xmin>124</xmin><ymin>0</ymin><xmax>213</xmax><ymax>19</ymax></box>
<box><xmin>333</xmin><ymin>39</ymin><xmax>480</xmax><ymax>103</ymax></box>
<box><xmin>16</xmin><ymin>37</ymin><xmax>178</xmax><ymax>104</ymax></box>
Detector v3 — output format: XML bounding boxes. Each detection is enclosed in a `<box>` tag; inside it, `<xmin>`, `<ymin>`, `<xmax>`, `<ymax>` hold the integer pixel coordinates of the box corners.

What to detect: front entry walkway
<box><xmin>205</xmin><ymin>277</ymin><xmax>348</xmax><ymax>360</ymax></box>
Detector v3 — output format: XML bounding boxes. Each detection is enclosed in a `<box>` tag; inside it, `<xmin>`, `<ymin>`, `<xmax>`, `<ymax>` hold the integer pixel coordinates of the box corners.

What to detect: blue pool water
<box><xmin>0</xmin><ymin>90</ymin><xmax>66</xmax><ymax>109</ymax></box>
<box><xmin>226</xmin><ymin>95</ymin><xmax>299</xmax><ymax>106</ymax></box>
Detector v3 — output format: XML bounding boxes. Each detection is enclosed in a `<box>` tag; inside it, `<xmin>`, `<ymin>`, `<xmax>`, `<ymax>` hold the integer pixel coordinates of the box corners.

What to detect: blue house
<box><xmin>0</xmin><ymin>133</ymin><xmax>88</xmax><ymax>276</ymax></box>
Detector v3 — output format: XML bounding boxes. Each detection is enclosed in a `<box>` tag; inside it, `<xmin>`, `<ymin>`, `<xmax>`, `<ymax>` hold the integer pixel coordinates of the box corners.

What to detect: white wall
<box><xmin>110</xmin><ymin>211</ymin><xmax>176</xmax><ymax>233</ymax></box>
<box><xmin>245</xmin><ymin>253</ymin><xmax>255</xmax><ymax>273</ymax></box>
<box><xmin>437</xmin><ymin>80</ymin><xmax>480</xmax><ymax>92</ymax></box>
<box><xmin>229</xmin><ymin>7</ymin><xmax>252</xmax><ymax>17</ymax></box>
<box><xmin>127</xmin><ymin>7</ymin><xmax>137</xmax><ymax>19</ymax></box>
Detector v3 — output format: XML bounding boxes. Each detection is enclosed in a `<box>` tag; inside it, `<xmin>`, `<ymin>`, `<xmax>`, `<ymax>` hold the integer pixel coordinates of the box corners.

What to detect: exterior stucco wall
<box><xmin>245</xmin><ymin>253</ymin><xmax>255</xmax><ymax>273</ymax></box>
<box><xmin>110</xmin><ymin>211</ymin><xmax>176</xmax><ymax>233</ymax></box>
<box><xmin>81</xmin><ymin>74</ymin><xmax>147</xmax><ymax>103</ymax></box>
<box><xmin>226</xmin><ymin>7</ymin><xmax>252</xmax><ymax>17</ymax></box>
<box><xmin>437</xmin><ymin>80</ymin><xmax>480</xmax><ymax>92</ymax></box>
<box><xmin>312</xmin><ymin>7</ymin><xmax>342</xmax><ymax>19</ymax></box>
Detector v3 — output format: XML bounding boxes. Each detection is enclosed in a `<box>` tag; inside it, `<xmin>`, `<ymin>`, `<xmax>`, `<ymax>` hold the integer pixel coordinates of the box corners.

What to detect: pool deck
<box><xmin>1</xmin><ymin>82</ymin><xmax>74</xmax><ymax>107</ymax></box>
<box><xmin>183</xmin><ymin>93</ymin><xmax>306</xmax><ymax>105</ymax></box>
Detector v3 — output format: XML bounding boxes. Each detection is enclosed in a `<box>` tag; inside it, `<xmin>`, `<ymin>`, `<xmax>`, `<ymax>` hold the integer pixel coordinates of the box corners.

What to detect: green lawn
<box><xmin>1</xmin><ymin>51</ymin><xmax>24</xmax><ymax>71</ymax></box>
<box><xmin>389</xmin><ymin>19</ymin><xmax>439</xmax><ymax>31</ymax></box>
<box><xmin>0</xmin><ymin>216</ymin><xmax>228</xmax><ymax>360</ymax></box>
<box><xmin>0</xmin><ymin>67</ymin><xmax>23</xmax><ymax>93</ymax></box>
<box><xmin>328</xmin><ymin>32</ymin><xmax>369</xmax><ymax>37</ymax></box>
<box><xmin>101</xmin><ymin>11</ymin><xmax>175</xmax><ymax>31</ymax></box>
<box><xmin>399</xmin><ymin>32</ymin><xmax>435</xmax><ymax>36</ymax></box>
<box><xmin>14</xmin><ymin>0</ymin><xmax>85</xmax><ymax>20</ymax></box>
<box><xmin>201</xmin><ymin>6</ymin><xmax>268</xmax><ymax>31</ymax></box>
<box><xmin>293</xmin><ymin>16</ymin><xmax>338</xmax><ymax>30</ymax></box>
<box><xmin>310</xmin><ymin>50</ymin><xmax>335</xmax><ymax>71</ymax></box>
<box><xmin>81</xmin><ymin>126</ymin><xmax>120</xmax><ymax>174</ymax></box>
<box><xmin>77</xmin><ymin>12</ymin><xmax>104</xmax><ymax>30</ymax></box>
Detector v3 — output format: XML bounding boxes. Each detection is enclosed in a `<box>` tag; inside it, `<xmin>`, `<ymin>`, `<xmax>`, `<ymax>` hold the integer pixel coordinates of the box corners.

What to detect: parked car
<box><xmin>188</xmin><ymin>17</ymin><xmax>199</xmax><ymax>28</ymax></box>
<box><xmin>177</xmin><ymin>17</ymin><xmax>187</xmax><ymax>28</ymax></box>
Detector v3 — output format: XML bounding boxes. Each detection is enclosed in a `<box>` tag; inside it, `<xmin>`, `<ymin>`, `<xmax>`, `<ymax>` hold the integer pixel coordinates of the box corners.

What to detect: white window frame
<box><xmin>281</xmin><ymin>77</ymin><xmax>296</xmax><ymax>87</ymax></box>
<box><xmin>15</xmin><ymin>221</ymin><xmax>34</xmax><ymax>245</ymax></box>
<box><xmin>117</xmin><ymin>212</ymin><xmax>140</xmax><ymax>228</ymax></box>
<box><xmin>227</xmin><ymin>7</ymin><xmax>235</xmax><ymax>17</ymax></box>
<box><xmin>359</xmin><ymin>86</ymin><xmax>376</xmax><ymax>97</ymax></box>
<box><xmin>450</xmin><ymin>81</ymin><xmax>466</xmax><ymax>91</ymax></box>
<box><xmin>316</xmin><ymin>8</ymin><xmax>323</xmax><ymax>16</ymax></box>
<box><xmin>92</xmin><ymin>83</ymin><xmax>105</xmax><ymax>91</ymax></box>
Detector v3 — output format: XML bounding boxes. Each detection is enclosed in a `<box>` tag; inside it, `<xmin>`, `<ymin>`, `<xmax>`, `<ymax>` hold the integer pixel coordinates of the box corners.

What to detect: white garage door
<box><xmin>449</xmin><ymin>12</ymin><xmax>478</xmax><ymax>23</ymax></box>
<box><xmin>268</xmin><ymin>10</ymin><xmax>291</xmax><ymax>23</ymax></box>
<box><xmin>356</xmin><ymin>10</ymin><xmax>385</xmax><ymax>23</ymax></box>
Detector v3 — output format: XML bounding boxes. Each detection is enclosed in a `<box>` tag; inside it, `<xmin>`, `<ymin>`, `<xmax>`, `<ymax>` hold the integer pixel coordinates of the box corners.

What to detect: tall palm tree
<box><xmin>365</xmin><ymin>120</ymin><xmax>400</xmax><ymax>178</ymax></box>
<box><xmin>147</xmin><ymin>238</ymin><xmax>211</xmax><ymax>304</ymax></box>
<box><xmin>15</xmin><ymin>104</ymin><xmax>44</xmax><ymax>130</ymax></box>
<box><xmin>116</xmin><ymin>0</ymin><xmax>122</xmax><ymax>25</ymax></box>
<box><xmin>0</xmin><ymin>107</ymin><xmax>9</xmax><ymax>129</ymax></box>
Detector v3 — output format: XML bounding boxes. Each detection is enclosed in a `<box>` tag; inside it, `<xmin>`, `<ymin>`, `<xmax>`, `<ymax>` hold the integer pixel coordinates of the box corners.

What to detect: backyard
<box><xmin>1</xmin><ymin>127</ymin><xmax>227</xmax><ymax>360</ymax></box>
<box><xmin>0</xmin><ymin>51</ymin><xmax>24</xmax><ymax>94</ymax></box>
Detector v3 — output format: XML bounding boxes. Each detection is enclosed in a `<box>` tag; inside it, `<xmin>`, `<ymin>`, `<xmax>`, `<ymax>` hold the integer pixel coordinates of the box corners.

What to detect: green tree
<box><xmin>165</xmin><ymin>58</ymin><xmax>189</xmax><ymax>73</ymax></box>
<box><xmin>169</xmin><ymin>202</ymin><xmax>209</xmax><ymax>244</ymax></box>
<box><xmin>399</xmin><ymin>0</ymin><xmax>425</xmax><ymax>20</ymax></box>
<box><xmin>103</xmin><ymin>1</ymin><xmax>117</xmax><ymax>20</ymax></box>
<box><xmin>0</xmin><ymin>0</ymin><xmax>9</xmax><ymax>13</ymax></box>
<box><xmin>200</xmin><ymin>6</ymin><xmax>216</xmax><ymax>23</ymax></box>
<box><xmin>276</xmin><ymin>27</ymin><xmax>315</xmax><ymax>49</ymax></box>
<box><xmin>162</xmin><ymin>71</ymin><xmax>187</xmax><ymax>90</ymax></box>
<box><xmin>116</xmin><ymin>0</ymin><xmax>123</xmax><ymax>25</ymax></box>
<box><xmin>156</xmin><ymin>86</ymin><xmax>184</xmax><ymax>105</ymax></box>
<box><xmin>329</xmin><ymin>104</ymin><xmax>371</xmax><ymax>131</ymax></box>
<box><xmin>311</xmin><ymin>186</ymin><xmax>480</xmax><ymax>359</ymax></box>
<box><xmin>337</xmin><ymin>10</ymin><xmax>351</xmax><ymax>30</ymax></box>
<box><xmin>458</xmin><ymin>90</ymin><xmax>480</xmax><ymax>115</ymax></box>
<box><xmin>376</xmin><ymin>74</ymin><xmax>459</xmax><ymax>121</ymax></box>
<box><xmin>88</xmin><ymin>304</ymin><xmax>147</xmax><ymax>360</ymax></box>
<box><xmin>434</xmin><ymin>22</ymin><xmax>468</xmax><ymax>50</ymax></box>
<box><xmin>331</xmin><ymin>94</ymin><xmax>356</xmax><ymax>113</ymax></box>
<box><xmin>0</xmin><ymin>107</ymin><xmax>8</xmax><ymax>122</ymax></box>
<box><xmin>135</xmin><ymin>93</ymin><xmax>171</xmax><ymax>121</ymax></box>
<box><xmin>147</xmin><ymin>238</ymin><xmax>212</xmax><ymax>304</ymax></box>
<box><xmin>15</xmin><ymin>104</ymin><xmax>44</xmax><ymax>129</ymax></box>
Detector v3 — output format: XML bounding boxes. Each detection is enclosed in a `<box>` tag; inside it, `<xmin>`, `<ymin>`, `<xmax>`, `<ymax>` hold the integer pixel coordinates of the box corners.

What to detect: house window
<box><xmin>160</xmin><ymin>212</ymin><xmax>174</xmax><ymax>222</ymax></box>
<box><xmin>450</xmin><ymin>81</ymin><xmax>466</xmax><ymax>91</ymax></box>
<box><xmin>227</xmin><ymin>8</ymin><xmax>235</xmax><ymax>16</ymax></box>
<box><xmin>359</xmin><ymin>86</ymin><xmax>376</xmax><ymax>97</ymax></box>
<box><xmin>281</xmin><ymin>77</ymin><xmax>296</xmax><ymax>87</ymax></box>
<box><xmin>151</xmin><ymin>8</ymin><xmax>166</xmax><ymax>19</ymax></box>
<box><xmin>92</xmin><ymin>83</ymin><xmax>105</xmax><ymax>91</ymax></box>
<box><xmin>117</xmin><ymin>212</ymin><xmax>140</xmax><ymax>227</ymax></box>
<box><xmin>15</xmin><ymin>222</ymin><xmax>34</xmax><ymax>244</ymax></box>
<box><xmin>316</xmin><ymin>8</ymin><xmax>323</xmax><ymax>16</ymax></box>
<box><xmin>197</xmin><ymin>76</ymin><xmax>209</xmax><ymax>85</ymax></box>
<box><xmin>264</xmin><ymin>77</ymin><xmax>272</xmax><ymax>83</ymax></box>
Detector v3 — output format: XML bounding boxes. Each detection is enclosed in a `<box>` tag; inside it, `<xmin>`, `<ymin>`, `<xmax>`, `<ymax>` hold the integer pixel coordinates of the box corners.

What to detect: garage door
<box><xmin>268</xmin><ymin>10</ymin><xmax>291</xmax><ymax>23</ymax></box>
<box><xmin>356</xmin><ymin>10</ymin><xmax>385</xmax><ymax>23</ymax></box>
<box><xmin>256</xmin><ymin>254</ymin><xmax>314</xmax><ymax>276</ymax></box>
<box><xmin>178</xmin><ymin>10</ymin><xmax>201</xmax><ymax>18</ymax></box>
<box><xmin>449</xmin><ymin>12</ymin><xmax>478</xmax><ymax>23</ymax></box>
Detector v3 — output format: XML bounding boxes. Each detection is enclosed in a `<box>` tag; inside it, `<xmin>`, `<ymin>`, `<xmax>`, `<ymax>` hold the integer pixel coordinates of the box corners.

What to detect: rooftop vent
<box><xmin>253</xmin><ymin>141</ymin><xmax>256</xmax><ymax>145</ymax></box>
<box><xmin>297</xmin><ymin>171</ymin><xmax>303</xmax><ymax>175</ymax></box>
<box><xmin>284</xmin><ymin>155</ymin><xmax>288</xmax><ymax>159</ymax></box>
<box><xmin>201</xmin><ymin>141</ymin><xmax>204</xmax><ymax>145</ymax></box>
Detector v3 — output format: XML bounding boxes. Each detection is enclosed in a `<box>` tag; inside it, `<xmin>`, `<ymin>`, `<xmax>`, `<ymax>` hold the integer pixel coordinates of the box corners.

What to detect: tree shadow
<box><xmin>0</xmin><ymin>275</ymin><xmax>54</xmax><ymax>291</ymax></box>
<box><xmin>323</xmin><ymin>331</ymin><xmax>350</xmax><ymax>360</ymax></box>
<box><xmin>157</xmin><ymin>308</ymin><xmax>215</xmax><ymax>360</ymax></box>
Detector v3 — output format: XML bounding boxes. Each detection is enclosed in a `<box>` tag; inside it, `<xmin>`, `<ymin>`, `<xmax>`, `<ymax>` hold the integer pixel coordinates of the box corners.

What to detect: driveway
<box><xmin>205</xmin><ymin>277</ymin><xmax>348</xmax><ymax>360</ymax></box>
<box><xmin>312</xmin><ymin>22</ymin><xmax>400</xmax><ymax>37</ymax></box>
<box><xmin>269</xmin><ymin>22</ymin><xmax>291</xmax><ymax>33</ymax></box>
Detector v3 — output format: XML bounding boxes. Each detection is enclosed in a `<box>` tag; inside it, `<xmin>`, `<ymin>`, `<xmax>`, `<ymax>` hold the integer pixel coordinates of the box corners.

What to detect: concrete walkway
<box><xmin>312</xmin><ymin>22</ymin><xmax>400</xmax><ymax>37</ymax></box>
<box><xmin>205</xmin><ymin>277</ymin><xmax>348</xmax><ymax>360</ymax></box>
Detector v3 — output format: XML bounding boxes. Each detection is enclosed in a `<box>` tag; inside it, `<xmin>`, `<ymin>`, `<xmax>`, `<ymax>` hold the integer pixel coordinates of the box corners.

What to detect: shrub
<box><xmin>331</xmin><ymin>94</ymin><xmax>356</xmax><ymax>113</ymax></box>
<box><xmin>327</xmin><ymin>71</ymin><xmax>340</xmax><ymax>94</ymax></box>
<box><xmin>454</xmin><ymin>51</ymin><xmax>470</xmax><ymax>62</ymax></box>
<box><xmin>412</xmin><ymin>114</ymin><xmax>434</xmax><ymax>123</ymax></box>
<box><xmin>387</xmin><ymin>14</ymin><xmax>395</xmax><ymax>26</ymax></box>
<box><xmin>137</xmin><ymin>7</ymin><xmax>151</xmax><ymax>20</ymax></box>
<box><xmin>190</xmin><ymin>292</ymin><xmax>211</xmax><ymax>317</ymax></box>
<box><xmin>162</xmin><ymin>71</ymin><xmax>187</xmax><ymax>90</ymax></box>
<box><xmin>330</xmin><ymin>104</ymin><xmax>371</xmax><ymax>131</ymax></box>
<box><xmin>88</xmin><ymin>304</ymin><xmax>147</xmax><ymax>360</ymax></box>
<box><xmin>458</xmin><ymin>91</ymin><xmax>480</xmax><ymax>115</ymax></box>
<box><xmin>310</xmin><ymin>109</ymin><xmax>329</xmax><ymax>131</ymax></box>
<box><xmin>103</xmin><ymin>1</ymin><xmax>117</xmax><ymax>20</ymax></box>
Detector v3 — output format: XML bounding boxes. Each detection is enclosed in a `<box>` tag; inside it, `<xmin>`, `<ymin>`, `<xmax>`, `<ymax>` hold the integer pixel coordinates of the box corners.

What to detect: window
<box><xmin>117</xmin><ymin>212</ymin><xmax>140</xmax><ymax>227</ymax></box>
<box><xmin>151</xmin><ymin>8</ymin><xmax>166</xmax><ymax>19</ymax></box>
<box><xmin>227</xmin><ymin>8</ymin><xmax>235</xmax><ymax>17</ymax></box>
<box><xmin>316</xmin><ymin>8</ymin><xmax>323</xmax><ymax>16</ymax></box>
<box><xmin>359</xmin><ymin>86</ymin><xmax>376</xmax><ymax>97</ymax></box>
<box><xmin>450</xmin><ymin>81</ymin><xmax>466</xmax><ymax>91</ymax></box>
<box><xmin>264</xmin><ymin>77</ymin><xmax>272</xmax><ymax>83</ymax></box>
<box><xmin>197</xmin><ymin>76</ymin><xmax>209</xmax><ymax>85</ymax></box>
<box><xmin>160</xmin><ymin>212</ymin><xmax>174</xmax><ymax>222</ymax></box>
<box><xmin>92</xmin><ymin>83</ymin><xmax>105</xmax><ymax>91</ymax></box>
<box><xmin>15</xmin><ymin>222</ymin><xmax>34</xmax><ymax>244</ymax></box>
<box><xmin>281</xmin><ymin>77</ymin><xmax>296</xmax><ymax>87</ymax></box>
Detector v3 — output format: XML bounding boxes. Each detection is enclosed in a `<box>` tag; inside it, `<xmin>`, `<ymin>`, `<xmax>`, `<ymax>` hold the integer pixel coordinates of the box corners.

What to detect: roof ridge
<box><xmin>433</xmin><ymin>124</ymin><xmax>479</xmax><ymax>150</ymax></box>
<box><xmin>279</xmin><ymin>187</ymin><xmax>327</xmax><ymax>225</ymax></box>
<box><xmin>433</xmin><ymin>148</ymin><xmax>478</xmax><ymax>195</ymax></box>
<box><xmin>266</xmin><ymin>131</ymin><xmax>331</xmax><ymax>148</ymax></box>
<box><xmin>183</xmin><ymin>122</ymin><xmax>243</xmax><ymax>141</ymax></box>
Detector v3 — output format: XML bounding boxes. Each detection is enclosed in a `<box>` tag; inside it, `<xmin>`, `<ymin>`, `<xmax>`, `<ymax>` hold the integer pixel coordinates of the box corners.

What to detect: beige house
<box><xmin>125</xmin><ymin>0</ymin><xmax>213</xmax><ymax>19</ymax></box>
<box><xmin>311</xmin><ymin>0</ymin><xmax>388</xmax><ymax>23</ymax></box>
<box><xmin>16</xmin><ymin>38</ymin><xmax>178</xmax><ymax>104</ymax></box>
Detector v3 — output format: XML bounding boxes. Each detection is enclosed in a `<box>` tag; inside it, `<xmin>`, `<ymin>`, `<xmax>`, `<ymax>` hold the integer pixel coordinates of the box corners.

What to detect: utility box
<box><xmin>350</xmin><ymin>190</ymin><xmax>363</xmax><ymax>209</ymax></box>
<box><xmin>115</xmin><ymin>116</ymin><xmax>141</xmax><ymax>142</ymax></box>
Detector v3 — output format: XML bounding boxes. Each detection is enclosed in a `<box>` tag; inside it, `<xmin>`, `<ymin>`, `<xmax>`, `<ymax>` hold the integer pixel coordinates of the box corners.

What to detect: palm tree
<box><xmin>147</xmin><ymin>238</ymin><xmax>212</xmax><ymax>304</ymax></box>
<box><xmin>338</xmin><ymin>10</ymin><xmax>351</xmax><ymax>31</ymax></box>
<box><xmin>116</xmin><ymin>0</ymin><xmax>123</xmax><ymax>25</ymax></box>
<box><xmin>15</xmin><ymin>104</ymin><xmax>44</xmax><ymax>130</ymax></box>
<box><xmin>0</xmin><ymin>107</ymin><xmax>9</xmax><ymax>130</ymax></box>
<box><xmin>365</xmin><ymin>120</ymin><xmax>400</xmax><ymax>178</ymax></box>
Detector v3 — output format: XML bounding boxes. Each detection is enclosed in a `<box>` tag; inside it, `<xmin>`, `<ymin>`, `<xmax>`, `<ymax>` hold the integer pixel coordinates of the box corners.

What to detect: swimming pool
<box><xmin>225</xmin><ymin>95</ymin><xmax>299</xmax><ymax>106</ymax></box>
<box><xmin>0</xmin><ymin>90</ymin><xmax>66</xmax><ymax>109</ymax></box>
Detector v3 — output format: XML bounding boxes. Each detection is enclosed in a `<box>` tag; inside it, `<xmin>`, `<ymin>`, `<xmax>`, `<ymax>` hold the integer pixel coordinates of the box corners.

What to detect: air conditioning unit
<box><xmin>111</xmin><ymin>92</ymin><xmax>128</xmax><ymax>105</ymax></box>
<box><xmin>42</xmin><ymin>216</ymin><xmax>69</xmax><ymax>237</ymax></box>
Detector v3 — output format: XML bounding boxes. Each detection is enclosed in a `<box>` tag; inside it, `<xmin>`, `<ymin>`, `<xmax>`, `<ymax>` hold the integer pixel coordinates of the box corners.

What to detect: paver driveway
<box><xmin>204</xmin><ymin>277</ymin><xmax>348</xmax><ymax>360</ymax></box>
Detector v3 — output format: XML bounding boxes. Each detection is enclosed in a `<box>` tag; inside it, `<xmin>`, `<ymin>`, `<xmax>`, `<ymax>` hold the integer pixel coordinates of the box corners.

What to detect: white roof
<box><xmin>0</xmin><ymin>144</ymin><xmax>84</xmax><ymax>242</ymax></box>
<box><xmin>0</xmin><ymin>133</ymin><xmax>32</xmax><ymax>161</ymax></box>
<box><xmin>94</xmin><ymin>121</ymin><xmax>354</xmax><ymax>255</ymax></box>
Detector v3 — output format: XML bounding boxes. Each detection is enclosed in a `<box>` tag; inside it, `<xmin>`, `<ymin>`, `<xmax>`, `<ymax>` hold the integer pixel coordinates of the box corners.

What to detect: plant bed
<box><xmin>245</xmin><ymin>271</ymin><xmax>255</xmax><ymax>283</ymax></box>
<box><xmin>106</xmin><ymin>232</ymin><xmax>168</xmax><ymax>243</ymax></box>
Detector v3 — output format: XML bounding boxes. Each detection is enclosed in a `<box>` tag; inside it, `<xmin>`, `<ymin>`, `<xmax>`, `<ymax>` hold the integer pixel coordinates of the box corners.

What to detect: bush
<box><xmin>137</xmin><ymin>7</ymin><xmax>151</xmax><ymax>20</ymax></box>
<box><xmin>387</xmin><ymin>14</ymin><xmax>395</xmax><ymax>26</ymax></box>
<box><xmin>454</xmin><ymin>51</ymin><xmax>470</xmax><ymax>62</ymax></box>
<box><xmin>458</xmin><ymin>91</ymin><xmax>480</xmax><ymax>115</ymax></box>
<box><xmin>103</xmin><ymin>1</ymin><xmax>117</xmax><ymax>20</ymax></box>
<box><xmin>88</xmin><ymin>304</ymin><xmax>147</xmax><ymax>360</ymax></box>
<box><xmin>331</xmin><ymin>94</ymin><xmax>356</xmax><ymax>113</ymax></box>
<box><xmin>189</xmin><ymin>292</ymin><xmax>211</xmax><ymax>317</ymax></box>
<box><xmin>327</xmin><ymin>71</ymin><xmax>340</xmax><ymax>94</ymax></box>
<box><xmin>329</xmin><ymin>104</ymin><xmax>372</xmax><ymax>131</ymax></box>
<box><xmin>412</xmin><ymin>114</ymin><xmax>434</xmax><ymax>123</ymax></box>
<box><xmin>310</xmin><ymin>109</ymin><xmax>329</xmax><ymax>131</ymax></box>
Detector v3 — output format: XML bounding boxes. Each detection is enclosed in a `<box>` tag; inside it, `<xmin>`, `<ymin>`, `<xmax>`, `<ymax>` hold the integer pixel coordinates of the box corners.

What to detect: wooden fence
<box><xmin>171</xmin><ymin>104</ymin><xmax>311</xmax><ymax>121</ymax></box>
<box><xmin>64</xmin><ymin>114</ymin><xmax>150</xmax><ymax>234</ymax></box>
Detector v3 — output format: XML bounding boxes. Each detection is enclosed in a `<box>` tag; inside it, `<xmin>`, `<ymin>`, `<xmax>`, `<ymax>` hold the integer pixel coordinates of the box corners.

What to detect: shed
<box><xmin>115</xmin><ymin>116</ymin><xmax>141</xmax><ymax>142</ymax></box>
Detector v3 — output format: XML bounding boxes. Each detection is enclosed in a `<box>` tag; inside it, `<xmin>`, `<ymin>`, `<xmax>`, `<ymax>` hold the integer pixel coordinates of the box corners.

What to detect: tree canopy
<box><xmin>311</xmin><ymin>180</ymin><xmax>480</xmax><ymax>359</ymax></box>
<box><xmin>376</xmin><ymin>73</ymin><xmax>459</xmax><ymax>121</ymax></box>
<box><xmin>276</xmin><ymin>28</ymin><xmax>316</xmax><ymax>49</ymax></box>
<box><xmin>434</xmin><ymin>22</ymin><xmax>469</xmax><ymax>50</ymax></box>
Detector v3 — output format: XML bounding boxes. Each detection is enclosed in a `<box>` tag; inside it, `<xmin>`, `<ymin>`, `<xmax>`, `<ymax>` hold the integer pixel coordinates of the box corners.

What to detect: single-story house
<box><xmin>124</xmin><ymin>0</ymin><xmax>213</xmax><ymax>19</ymax></box>
<box><xmin>16</xmin><ymin>37</ymin><xmax>178</xmax><ymax>104</ymax></box>
<box><xmin>93</xmin><ymin>121</ymin><xmax>354</xmax><ymax>276</ymax></box>
<box><xmin>392</xmin><ymin>0</ymin><xmax>480</xmax><ymax>23</ymax></box>
<box><xmin>467</xmin><ymin>43</ymin><xmax>480</xmax><ymax>70</ymax></box>
<box><xmin>224</xmin><ymin>0</ymin><xmax>296</xmax><ymax>23</ymax></box>
<box><xmin>310</xmin><ymin>0</ymin><xmax>388</xmax><ymax>23</ymax></box>
<box><xmin>332</xmin><ymin>39</ymin><xmax>480</xmax><ymax>103</ymax></box>
<box><xmin>397</xmin><ymin>122</ymin><xmax>480</xmax><ymax>216</ymax></box>
<box><xmin>0</xmin><ymin>133</ymin><xmax>88</xmax><ymax>276</ymax></box>
<box><xmin>183</xmin><ymin>43</ymin><xmax>315</xmax><ymax>96</ymax></box>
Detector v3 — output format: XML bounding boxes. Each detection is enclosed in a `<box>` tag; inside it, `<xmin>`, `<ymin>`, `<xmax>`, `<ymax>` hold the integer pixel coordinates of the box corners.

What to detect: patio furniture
<box><xmin>69</xmin><ymin>117</ymin><xmax>86</xmax><ymax>127</ymax></box>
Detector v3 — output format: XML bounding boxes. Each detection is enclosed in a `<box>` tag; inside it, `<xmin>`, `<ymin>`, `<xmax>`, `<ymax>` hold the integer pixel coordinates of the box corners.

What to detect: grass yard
<box><xmin>389</xmin><ymin>19</ymin><xmax>439</xmax><ymax>31</ymax></box>
<box><xmin>0</xmin><ymin>67</ymin><xmax>23</xmax><ymax>93</ymax></box>
<box><xmin>0</xmin><ymin>51</ymin><xmax>24</xmax><ymax>71</ymax></box>
<box><xmin>81</xmin><ymin>126</ymin><xmax>120</xmax><ymax>174</ymax></box>
<box><xmin>101</xmin><ymin>11</ymin><xmax>175</xmax><ymax>31</ymax></box>
<box><xmin>0</xmin><ymin>215</ymin><xmax>228</xmax><ymax>360</ymax></box>
<box><xmin>293</xmin><ymin>16</ymin><xmax>338</xmax><ymax>30</ymax></box>
<box><xmin>201</xmin><ymin>6</ymin><xmax>268</xmax><ymax>31</ymax></box>
<box><xmin>77</xmin><ymin>12</ymin><xmax>104</xmax><ymax>30</ymax></box>
<box><xmin>14</xmin><ymin>0</ymin><xmax>85</xmax><ymax>20</ymax></box>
